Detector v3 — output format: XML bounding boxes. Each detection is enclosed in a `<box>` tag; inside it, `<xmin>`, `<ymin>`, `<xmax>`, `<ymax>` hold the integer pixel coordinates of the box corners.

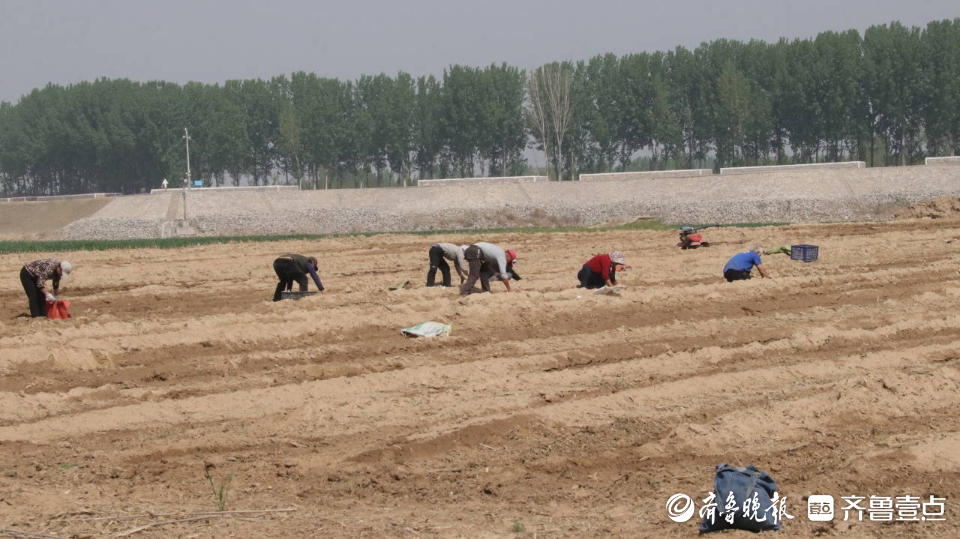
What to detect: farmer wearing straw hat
<box><xmin>577</xmin><ymin>251</ymin><xmax>625</xmax><ymax>289</ymax></box>
<box><xmin>723</xmin><ymin>246</ymin><xmax>769</xmax><ymax>282</ymax></box>
<box><xmin>460</xmin><ymin>242</ymin><xmax>518</xmax><ymax>294</ymax></box>
<box><xmin>20</xmin><ymin>259</ymin><xmax>72</xmax><ymax>318</ymax></box>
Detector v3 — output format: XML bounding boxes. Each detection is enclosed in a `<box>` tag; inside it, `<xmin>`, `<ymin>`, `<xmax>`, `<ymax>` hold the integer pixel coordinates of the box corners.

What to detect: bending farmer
<box><xmin>723</xmin><ymin>247</ymin><xmax>769</xmax><ymax>282</ymax></box>
<box><xmin>460</xmin><ymin>242</ymin><xmax>517</xmax><ymax>295</ymax></box>
<box><xmin>20</xmin><ymin>259</ymin><xmax>72</xmax><ymax>318</ymax></box>
<box><xmin>578</xmin><ymin>251</ymin><xmax>625</xmax><ymax>289</ymax></box>
<box><xmin>426</xmin><ymin>243</ymin><xmax>468</xmax><ymax>287</ymax></box>
<box><xmin>273</xmin><ymin>254</ymin><xmax>324</xmax><ymax>301</ymax></box>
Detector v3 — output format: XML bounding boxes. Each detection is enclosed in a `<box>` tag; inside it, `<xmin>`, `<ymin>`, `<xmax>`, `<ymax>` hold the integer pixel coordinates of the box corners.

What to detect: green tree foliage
<box><xmin>920</xmin><ymin>19</ymin><xmax>960</xmax><ymax>157</ymax></box>
<box><xmin>1</xmin><ymin>18</ymin><xmax>958</xmax><ymax>196</ymax></box>
<box><xmin>864</xmin><ymin>22</ymin><xmax>926</xmax><ymax>165</ymax></box>
<box><xmin>413</xmin><ymin>75</ymin><xmax>442</xmax><ymax>179</ymax></box>
<box><xmin>440</xmin><ymin>65</ymin><xmax>482</xmax><ymax>177</ymax></box>
<box><xmin>385</xmin><ymin>72</ymin><xmax>416</xmax><ymax>186</ymax></box>
<box><xmin>478</xmin><ymin>64</ymin><xmax>526</xmax><ymax>177</ymax></box>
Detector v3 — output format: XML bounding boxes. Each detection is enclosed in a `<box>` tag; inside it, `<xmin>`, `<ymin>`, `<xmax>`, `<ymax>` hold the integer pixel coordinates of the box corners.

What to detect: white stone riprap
<box><xmin>60</xmin><ymin>165</ymin><xmax>960</xmax><ymax>240</ymax></box>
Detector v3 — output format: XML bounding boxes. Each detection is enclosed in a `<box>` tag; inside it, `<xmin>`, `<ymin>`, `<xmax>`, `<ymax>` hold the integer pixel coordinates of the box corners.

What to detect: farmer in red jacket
<box><xmin>20</xmin><ymin>259</ymin><xmax>72</xmax><ymax>318</ymax></box>
<box><xmin>577</xmin><ymin>251</ymin><xmax>625</xmax><ymax>289</ymax></box>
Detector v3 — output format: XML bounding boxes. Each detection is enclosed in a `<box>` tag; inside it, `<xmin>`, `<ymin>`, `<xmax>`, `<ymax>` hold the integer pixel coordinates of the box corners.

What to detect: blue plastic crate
<box><xmin>790</xmin><ymin>244</ymin><xmax>819</xmax><ymax>262</ymax></box>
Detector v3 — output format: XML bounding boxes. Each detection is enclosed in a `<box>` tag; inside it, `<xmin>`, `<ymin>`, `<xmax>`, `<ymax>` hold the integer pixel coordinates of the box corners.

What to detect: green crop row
<box><xmin>0</xmin><ymin>220</ymin><xmax>788</xmax><ymax>254</ymax></box>
<box><xmin>0</xmin><ymin>234</ymin><xmax>328</xmax><ymax>254</ymax></box>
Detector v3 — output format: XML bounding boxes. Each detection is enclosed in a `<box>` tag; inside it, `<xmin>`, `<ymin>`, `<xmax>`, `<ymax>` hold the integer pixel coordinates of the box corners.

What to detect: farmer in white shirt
<box><xmin>426</xmin><ymin>243</ymin><xmax>468</xmax><ymax>287</ymax></box>
<box><xmin>460</xmin><ymin>242</ymin><xmax>517</xmax><ymax>295</ymax></box>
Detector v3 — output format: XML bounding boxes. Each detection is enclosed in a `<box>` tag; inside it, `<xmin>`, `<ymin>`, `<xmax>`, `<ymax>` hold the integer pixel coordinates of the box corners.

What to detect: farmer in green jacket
<box><xmin>273</xmin><ymin>254</ymin><xmax>324</xmax><ymax>301</ymax></box>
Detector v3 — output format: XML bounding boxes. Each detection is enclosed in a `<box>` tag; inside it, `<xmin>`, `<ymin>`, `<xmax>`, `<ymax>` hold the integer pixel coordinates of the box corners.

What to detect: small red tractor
<box><xmin>678</xmin><ymin>226</ymin><xmax>715</xmax><ymax>249</ymax></box>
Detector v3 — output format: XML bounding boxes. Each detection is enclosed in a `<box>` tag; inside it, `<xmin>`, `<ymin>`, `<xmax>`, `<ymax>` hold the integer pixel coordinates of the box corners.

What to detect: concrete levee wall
<box><xmin>149</xmin><ymin>185</ymin><xmax>299</xmax><ymax>194</ymax></box>
<box><xmin>418</xmin><ymin>176</ymin><xmax>548</xmax><ymax>187</ymax></box>
<box><xmin>60</xmin><ymin>165</ymin><xmax>960</xmax><ymax>240</ymax></box>
<box><xmin>926</xmin><ymin>156</ymin><xmax>960</xmax><ymax>166</ymax></box>
<box><xmin>579</xmin><ymin>169</ymin><xmax>713</xmax><ymax>181</ymax></box>
<box><xmin>720</xmin><ymin>162</ymin><xmax>865</xmax><ymax>175</ymax></box>
<box><xmin>1</xmin><ymin>192</ymin><xmax>121</xmax><ymax>203</ymax></box>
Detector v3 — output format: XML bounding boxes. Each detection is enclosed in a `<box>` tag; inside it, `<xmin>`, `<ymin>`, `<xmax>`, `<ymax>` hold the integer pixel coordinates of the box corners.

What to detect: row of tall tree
<box><xmin>1</xmin><ymin>18</ymin><xmax>958</xmax><ymax>195</ymax></box>
<box><xmin>0</xmin><ymin>66</ymin><xmax>526</xmax><ymax>195</ymax></box>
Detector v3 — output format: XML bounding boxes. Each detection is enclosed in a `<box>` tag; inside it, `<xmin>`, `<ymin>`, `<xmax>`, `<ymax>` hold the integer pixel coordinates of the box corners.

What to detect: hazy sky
<box><xmin>0</xmin><ymin>0</ymin><xmax>956</xmax><ymax>104</ymax></box>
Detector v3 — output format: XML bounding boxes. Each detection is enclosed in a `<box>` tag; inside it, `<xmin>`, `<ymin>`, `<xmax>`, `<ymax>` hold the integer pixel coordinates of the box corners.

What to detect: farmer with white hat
<box><xmin>19</xmin><ymin>259</ymin><xmax>72</xmax><ymax>318</ymax></box>
<box><xmin>577</xmin><ymin>251</ymin><xmax>625</xmax><ymax>289</ymax></box>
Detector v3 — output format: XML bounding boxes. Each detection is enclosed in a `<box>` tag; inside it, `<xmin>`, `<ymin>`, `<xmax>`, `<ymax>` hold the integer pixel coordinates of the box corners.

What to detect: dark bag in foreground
<box><xmin>699</xmin><ymin>463</ymin><xmax>783</xmax><ymax>533</ymax></box>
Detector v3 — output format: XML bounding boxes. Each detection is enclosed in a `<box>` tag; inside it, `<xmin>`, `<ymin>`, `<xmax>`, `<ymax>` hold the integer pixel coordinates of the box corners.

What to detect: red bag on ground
<box><xmin>45</xmin><ymin>300</ymin><xmax>71</xmax><ymax>319</ymax></box>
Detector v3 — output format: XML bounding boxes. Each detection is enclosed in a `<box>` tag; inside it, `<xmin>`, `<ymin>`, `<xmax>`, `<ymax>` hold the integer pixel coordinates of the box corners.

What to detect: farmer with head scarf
<box><xmin>577</xmin><ymin>251</ymin><xmax>625</xmax><ymax>289</ymax></box>
<box><xmin>20</xmin><ymin>259</ymin><xmax>72</xmax><ymax>318</ymax></box>
<box><xmin>723</xmin><ymin>246</ymin><xmax>769</xmax><ymax>282</ymax></box>
<box><xmin>273</xmin><ymin>254</ymin><xmax>324</xmax><ymax>301</ymax></box>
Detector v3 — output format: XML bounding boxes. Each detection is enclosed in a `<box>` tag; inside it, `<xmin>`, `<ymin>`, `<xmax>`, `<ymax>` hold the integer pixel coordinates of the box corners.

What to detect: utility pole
<box><xmin>182</xmin><ymin>128</ymin><xmax>191</xmax><ymax>221</ymax></box>
<box><xmin>184</xmin><ymin>127</ymin><xmax>192</xmax><ymax>181</ymax></box>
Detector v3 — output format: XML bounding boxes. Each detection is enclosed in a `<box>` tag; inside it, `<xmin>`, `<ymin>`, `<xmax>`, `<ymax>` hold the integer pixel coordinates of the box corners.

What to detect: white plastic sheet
<box><xmin>400</xmin><ymin>321</ymin><xmax>452</xmax><ymax>338</ymax></box>
<box><xmin>592</xmin><ymin>286</ymin><xmax>626</xmax><ymax>297</ymax></box>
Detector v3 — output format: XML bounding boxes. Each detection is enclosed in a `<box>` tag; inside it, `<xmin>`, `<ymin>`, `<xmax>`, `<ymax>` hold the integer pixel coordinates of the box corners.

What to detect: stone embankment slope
<box><xmin>0</xmin><ymin>198</ymin><xmax>113</xmax><ymax>240</ymax></box>
<box><xmin>53</xmin><ymin>164</ymin><xmax>960</xmax><ymax>240</ymax></box>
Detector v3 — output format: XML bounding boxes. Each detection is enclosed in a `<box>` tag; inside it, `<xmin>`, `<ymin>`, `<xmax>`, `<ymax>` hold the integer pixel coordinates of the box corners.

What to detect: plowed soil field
<box><xmin>1</xmin><ymin>219</ymin><xmax>959</xmax><ymax>538</ymax></box>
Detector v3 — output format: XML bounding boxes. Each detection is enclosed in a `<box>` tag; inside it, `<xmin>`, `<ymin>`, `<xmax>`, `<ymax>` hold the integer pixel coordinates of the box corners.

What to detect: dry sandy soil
<box><xmin>1</xmin><ymin>219</ymin><xmax>959</xmax><ymax>538</ymax></box>
<box><xmin>894</xmin><ymin>196</ymin><xmax>960</xmax><ymax>220</ymax></box>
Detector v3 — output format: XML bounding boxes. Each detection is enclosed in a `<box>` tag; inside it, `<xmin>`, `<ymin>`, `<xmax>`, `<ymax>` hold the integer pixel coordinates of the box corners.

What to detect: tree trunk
<box><xmin>899</xmin><ymin>128</ymin><xmax>906</xmax><ymax>166</ymax></box>
<box><xmin>775</xmin><ymin>128</ymin><xmax>784</xmax><ymax>165</ymax></box>
<box><xmin>543</xmin><ymin>140</ymin><xmax>551</xmax><ymax>180</ymax></box>
<box><xmin>570</xmin><ymin>148</ymin><xmax>576</xmax><ymax>181</ymax></box>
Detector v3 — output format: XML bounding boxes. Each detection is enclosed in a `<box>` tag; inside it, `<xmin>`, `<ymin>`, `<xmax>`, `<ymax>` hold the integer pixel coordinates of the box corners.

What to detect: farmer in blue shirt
<box><xmin>723</xmin><ymin>247</ymin><xmax>769</xmax><ymax>282</ymax></box>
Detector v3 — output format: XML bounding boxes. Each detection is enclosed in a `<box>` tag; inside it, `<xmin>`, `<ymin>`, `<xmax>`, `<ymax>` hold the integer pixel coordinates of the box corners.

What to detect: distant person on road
<box><xmin>460</xmin><ymin>242</ymin><xmax>517</xmax><ymax>295</ymax></box>
<box><xmin>161</xmin><ymin>178</ymin><xmax>168</xmax><ymax>190</ymax></box>
<box><xmin>426</xmin><ymin>243</ymin><xmax>468</xmax><ymax>287</ymax></box>
<box><xmin>723</xmin><ymin>247</ymin><xmax>769</xmax><ymax>282</ymax></box>
<box><xmin>273</xmin><ymin>254</ymin><xmax>324</xmax><ymax>301</ymax></box>
<box><xmin>577</xmin><ymin>251</ymin><xmax>625</xmax><ymax>289</ymax></box>
<box><xmin>20</xmin><ymin>259</ymin><xmax>72</xmax><ymax>318</ymax></box>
